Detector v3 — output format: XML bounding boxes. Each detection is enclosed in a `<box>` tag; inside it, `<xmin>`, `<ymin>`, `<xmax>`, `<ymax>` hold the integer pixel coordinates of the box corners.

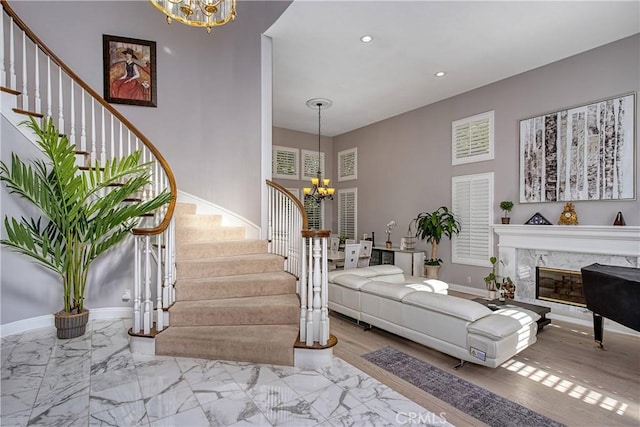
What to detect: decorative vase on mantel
<box><xmin>501</xmin><ymin>217</ymin><xmax>511</xmax><ymax>224</ymax></box>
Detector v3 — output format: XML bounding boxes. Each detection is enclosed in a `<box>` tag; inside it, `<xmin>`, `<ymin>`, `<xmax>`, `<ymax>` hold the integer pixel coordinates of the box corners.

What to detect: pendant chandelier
<box><xmin>150</xmin><ymin>0</ymin><xmax>236</xmax><ymax>34</ymax></box>
<box><xmin>303</xmin><ymin>98</ymin><xmax>335</xmax><ymax>204</ymax></box>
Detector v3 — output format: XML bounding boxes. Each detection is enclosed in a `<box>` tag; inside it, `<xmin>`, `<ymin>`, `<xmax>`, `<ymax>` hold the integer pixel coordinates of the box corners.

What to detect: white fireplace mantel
<box><xmin>493</xmin><ymin>224</ymin><xmax>640</xmax><ymax>257</ymax></box>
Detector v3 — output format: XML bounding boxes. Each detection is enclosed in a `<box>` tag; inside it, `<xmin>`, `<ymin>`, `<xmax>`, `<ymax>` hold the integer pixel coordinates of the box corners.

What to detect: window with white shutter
<box><xmin>452</xmin><ymin>111</ymin><xmax>494</xmax><ymax>165</ymax></box>
<box><xmin>302</xmin><ymin>149</ymin><xmax>325</xmax><ymax>180</ymax></box>
<box><xmin>337</xmin><ymin>188</ymin><xmax>357</xmax><ymax>240</ymax></box>
<box><xmin>303</xmin><ymin>195</ymin><xmax>324</xmax><ymax>230</ymax></box>
<box><xmin>338</xmin><ymin>147</ymin><xmax>357</xmax><ymax>181</ymax></box>
<box><xmin>452</xmin><ymin>172</ymin><xmax>494</xmax><ymax>267</ymax></box>
<box><xmin>272</xmin><ymin>146</ymin><xmax>299</xmax><ymax>180</ymax></box>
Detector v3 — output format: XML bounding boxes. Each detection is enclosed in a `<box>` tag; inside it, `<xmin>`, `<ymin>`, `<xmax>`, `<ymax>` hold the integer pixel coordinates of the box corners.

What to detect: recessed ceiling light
<box><xmin>435</xmin><ymin>71</ymin><xmax>446</xmax><ymax>77</ymax></box>
<box><xmin>360</xmin><ymin>35</ymin><xmax>373</xmax><ymax>43</ymax></box>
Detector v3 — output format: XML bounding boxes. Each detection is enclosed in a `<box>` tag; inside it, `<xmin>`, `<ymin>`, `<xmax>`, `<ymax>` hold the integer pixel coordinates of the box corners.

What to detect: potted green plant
<box><xmin>412</xmin><ymin>206</ymin><xmax>461</xmax><ymax>279</ymax></box>
<box><xmin>0</xmin><ymin>118</ymin><xmax>171</xmax><ymax>339</ymax></box>
<box><xmin>499</xmin><ymin>200</ymin><xmax>514</xmax><ymax>224</ymax></box>
<box><xmin>484</xmin><ymin>256</ymin><xmax>500</xmax><ymax>299</ymax></box>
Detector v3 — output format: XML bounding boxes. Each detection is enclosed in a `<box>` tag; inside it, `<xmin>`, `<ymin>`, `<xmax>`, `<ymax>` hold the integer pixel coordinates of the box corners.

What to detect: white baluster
<box><xmin>21</xmin><ymin>31</ymin><xmax>27</xmax><ymax>108</ymax></box>
<box><xmin>143</xmin><ymin>235</ymin><xmax>152</xmax><ymax>335</ymax></box>
<box><xmin>118</xmin><ymin>122</ymin><xmax>123</xmax><ymax>158</ymax></box>
<box><xmin>80</xmin><ymin>89</ymin><xmax>87</xmax><ymax>153</ymax></box>
<box><xmin>69</xmin><ymin>83</ymin><xmax>75</xmax><ymax>146</ymax></box>
<box><xmin>320</xmin><ymin>235</ymin><xmax>329</xmax><ymax>345</ymax></box>
<box><xmin>0</xmin><ymin>8</ymin><xmax>5</xmax><ymax>86</ymax></box>
<box><xmin>305</xmin><ymin>237</ymin><xmax>314</xmax><ymax>346</ymax></box>
<box><xmin>57</xmin><ymin>66</ymin><xmax>63</xmax><ymax>131</ymax></box>
<box><xmin>46</xmin><ymin>57</ymin><xmax>51</xmax><ymax>117</ymax></box>
<box><xmin>8</xmin><ymin>17</ymin><xmax>15</xmax><ymax>89</ymax></box>
<box><xmin>110</xmin><ymin>113</ymin><xmax>114</xmax><ymax>162</ymax></box>
<box><xmin>100</xmin><ymin>106</ymin><xmax>106</xmax><ymax>167</ymax></box>
<box><xmin>133</xmin><ymin>236</ymin><xmax>141</xmax><ymax>333</ymax></box>
<box><xmin>156</xmin><ymin>234</ymin><xmax>164</xmax><ymax>331</ymax></box>
<box><xmin>299</xmin><ymin>233</ymin><xmax>307</xmax><ymax>342</ymax></box>
<box><xmin>163</xmin><ymin>226</ymin><xmax>171</xmax><ymax>308</ymax></box>
<box><xmin>34</xmin><ymin>45</ymin><xmax>40</xmax><ymax>113</ymax></box>
<box><xmin>90</xmin><ymin>100</ymin><xmax>96</xmax><ymax>164</ymax></box>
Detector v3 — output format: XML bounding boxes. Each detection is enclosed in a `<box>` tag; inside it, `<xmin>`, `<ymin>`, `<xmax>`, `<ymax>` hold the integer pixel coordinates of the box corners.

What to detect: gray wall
<box><xmin>2</xmin><ymin>0</ymin><xmax>291</xmax><ymax>324</ymax></box>
<box><xmin>331</xmin><ymin>35</ymin><xmax>640</xmax><ymax>291</ymax></box>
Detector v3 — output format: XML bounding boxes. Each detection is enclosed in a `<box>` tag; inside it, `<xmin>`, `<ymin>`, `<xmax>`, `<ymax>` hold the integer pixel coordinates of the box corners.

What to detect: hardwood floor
<box><xmin>329</xmin><ymin>293</ymin><xmax>640</xmax><ymax>427</ymax></box>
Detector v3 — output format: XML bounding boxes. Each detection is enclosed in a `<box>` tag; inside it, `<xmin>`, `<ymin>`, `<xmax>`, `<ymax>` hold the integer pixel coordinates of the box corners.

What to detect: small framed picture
<box><xmin>103</xmin><ymin>34</ymin><xmax>157</xmax><ymax>107</ymax></box>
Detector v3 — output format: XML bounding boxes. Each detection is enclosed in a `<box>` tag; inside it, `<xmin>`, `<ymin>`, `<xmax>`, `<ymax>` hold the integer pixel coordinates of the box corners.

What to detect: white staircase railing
<box><xmin>1</xmin><ymin>0</ymin><xmax>177</xmax><ymax>336</ymax></box>
<box><xmin>266</xmin><ymin>180</ymin><xmax>331</xmax><ymax>346</ymax></box>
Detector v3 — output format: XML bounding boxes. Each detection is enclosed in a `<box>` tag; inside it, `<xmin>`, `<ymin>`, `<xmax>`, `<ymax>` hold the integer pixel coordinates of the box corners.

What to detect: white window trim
<box><xmin>451</xmin><ymin>110</ymin><xmax>494</xmax><ymax>166</ymax></box>
<box><xmin>337</xmin><ymin>187</ymin><xmax>358</xmax><ymax>240</ymax></box>
<box><xmin>338</xmin><ymin>147</ymin><xmax>358</xmax><ymax>182</ymax></box>
<box><xmin>272</xmin><ymin>145</ymin><xmax>299</xmax><ymax>180</ymax></box>
<box><xmin>451</xmin><ymin>172</ymin><xmax>494</xmax><ymax>267</ymax></box>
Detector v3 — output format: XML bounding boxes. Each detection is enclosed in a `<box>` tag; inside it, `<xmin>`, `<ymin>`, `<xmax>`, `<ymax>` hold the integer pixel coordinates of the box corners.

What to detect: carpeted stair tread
<box><xmin>176</xmin><ymin>271</ymin><xmax>296</xmax><ymax>301</ymax></box>
<box><xmin>155</xmin><ymin>324</ymin><xmax>298</xmax><ymax>365</ymax></box>
<box><xmin>175</xmin><ymin>213</ymin><xmax>222</xmax><ymax>228</ymax></box>
<box><xmin>176</xmin><ymin>240</ymin><xmax>267</xmax><ymax>261</ymax></box>
<box><xmin>177</xmin><ymin>225</ymin><xmax>245</xmax><ymax>242</ymax></box>
<box><xmin>177</xmin><ymin>253</ymin><xmax>285</xmax><ymax>279</ymax></box>
<box><xmin>175</xmin><ymin>203</ymin><xmax>197</xmax><ymax>215</ymax></box>
<box><xmin>169</xmin><ymin>294</ymin><xmax>300</xmax><ymax>326</ymax></box>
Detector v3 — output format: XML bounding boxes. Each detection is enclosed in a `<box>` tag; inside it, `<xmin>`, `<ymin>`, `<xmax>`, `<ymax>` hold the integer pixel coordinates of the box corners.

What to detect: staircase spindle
<box><xmin>69</xmin><ymin>83</ymin><xmax>75</xmax><ymax>146</ymax></box>
<box><xmin>155</xmin><ymin>234</ymin><xmax>164</xmax><ymax>332</ymax></box>
<box><xmin>109</xmin><ymin>112</ymin><xmax>114</xmax><ymax>161</ymax></box>
<box><xmin>57</xmin><ymin>65</ymin><xmax>63</xmax><ymax>131</ymax></box>
<box><xmin>0</xmin><ymin>10</ymin><xmax>5</xmax><ymax>85</ymax></box>
<box><xmin>20</xmin><ymin>30</ymin><xmax>26</xmax><ymax>108</ymax></box>
<box><xmin>33</xmin><ymin>44</ymin><xmax>40</xmax><ymax>113</ymax></box>
<box><xmin>100</xmin><ymin>106</ymin><xmax>106</xmax><ymax>167</ymax></box>
<box><xmin>80</xmin><ymin>88</ymin><xmax>86</xmax><ymax>153</ymax></box>
<box><xmin>8</xmin><ymin>16</ymin><xmax>15</xmax><ymax>88</ymax></box>
<box><xmin>46</xmin><ymin>57</ymin><xmax>51</xmax><ymax>117</ymax></box>
<box><xmin>90</xmin><ymin>99</ymin><xmax>96</xmax><ymax>164</ymax></box>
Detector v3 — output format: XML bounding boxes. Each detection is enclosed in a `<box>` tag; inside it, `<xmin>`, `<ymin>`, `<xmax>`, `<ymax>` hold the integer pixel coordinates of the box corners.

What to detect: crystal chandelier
<box><xmin>303</xmin><ymin>98</ymin><xmax>335</xmax><ymax>204</ymax></box>
<box><xmin>150</xmin><ymin>0</ymin><xmax>236</xmax><ymax>34</ymax></box>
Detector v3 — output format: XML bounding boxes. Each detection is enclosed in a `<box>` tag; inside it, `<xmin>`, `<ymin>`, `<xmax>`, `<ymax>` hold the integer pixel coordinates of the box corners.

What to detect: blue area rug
<box><xmin>363</xmin><ymin>347</ymin><xmax>565</xmax><ymax>427</ymax></box>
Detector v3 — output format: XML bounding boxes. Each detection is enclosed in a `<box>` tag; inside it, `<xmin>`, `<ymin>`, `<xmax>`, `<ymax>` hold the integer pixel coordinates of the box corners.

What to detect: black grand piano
<box><xmin>581</xmin><ymin>263</ymin><xmax>640</xmax><ymax>348</ymax></box>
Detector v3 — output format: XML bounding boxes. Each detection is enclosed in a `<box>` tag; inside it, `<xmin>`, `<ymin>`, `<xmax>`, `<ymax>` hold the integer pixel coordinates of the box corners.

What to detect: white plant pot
<box><xmin>487</xmin><ymin>290</ymin><xmax>497</xmax><ymax>300</ymax></box>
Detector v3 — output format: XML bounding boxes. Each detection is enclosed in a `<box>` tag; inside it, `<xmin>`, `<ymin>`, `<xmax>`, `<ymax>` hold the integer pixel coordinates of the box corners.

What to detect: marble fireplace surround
<box><xmin>492</xmin><ymin>224</ymin><xmax>640</xmax><ymax>333</ymax></box>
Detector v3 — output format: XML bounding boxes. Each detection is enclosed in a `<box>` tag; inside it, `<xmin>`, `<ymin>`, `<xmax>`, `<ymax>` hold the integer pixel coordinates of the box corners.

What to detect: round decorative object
<box><xmin>54</xmin><ymin>309</ymin><xmax>89</xmax><ymax>339</ymax></box>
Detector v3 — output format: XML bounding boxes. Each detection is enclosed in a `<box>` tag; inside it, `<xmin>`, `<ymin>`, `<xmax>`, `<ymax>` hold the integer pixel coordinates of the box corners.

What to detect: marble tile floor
<box><xmin>1</xmin><ymin>319</ymin><xmax>451</xmax><ymax>426</ymax></box>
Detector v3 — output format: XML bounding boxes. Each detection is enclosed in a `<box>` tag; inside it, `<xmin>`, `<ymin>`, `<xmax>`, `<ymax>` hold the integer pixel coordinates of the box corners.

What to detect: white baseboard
<box><xmin>1</xmin><ymin>307</ymin><xmax>132</xmax><ymax>338</ymax></box>
<box><xmin>447</xmin><ymin>282</ymin><xmax>487</xmax><ymax>297</ymax></box>
<box><xmin>177</xmin><ymin>190</ymin><xmax>261</xmax><ymax>239</ymax></box>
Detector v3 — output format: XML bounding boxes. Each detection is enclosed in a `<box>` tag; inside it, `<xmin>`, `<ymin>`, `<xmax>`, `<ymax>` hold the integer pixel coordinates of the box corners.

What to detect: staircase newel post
<box><xmin>155</xmin><ymin>234</ymin><xmax>164</xmax><ymax>331</ymax></box>
<box><xmin>305</xmin><ymin>235</ymin><xmax>314</xmax><ymax>346</ymax></box>
<box><xmin>320</xmin><ymin>234</ymin><xmax>329</xmax><ymax>345</ymax></box>
<box><xmin>143</xmin><ymin>235</ymin><xmax>152</xmax><ymax>335</ymax></box>
<box><xmin>133</xmin><ymin>236</ymin><xmax>141</xmax><ymax>333</ymax></box>
<box><xmin>312</xmin><ymin>235</ymin><xmax>323</xmax><ymax>342</ymax></box>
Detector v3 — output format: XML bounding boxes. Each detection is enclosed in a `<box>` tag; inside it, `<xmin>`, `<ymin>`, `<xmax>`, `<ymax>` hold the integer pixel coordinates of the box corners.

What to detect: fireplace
<box><xmin>536</xmin><ymin>267</ymin><xmax>586</xmax><ymax>307</ymax></box>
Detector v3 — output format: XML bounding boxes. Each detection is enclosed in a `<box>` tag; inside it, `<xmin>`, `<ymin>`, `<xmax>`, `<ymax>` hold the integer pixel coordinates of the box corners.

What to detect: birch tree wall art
<box><xmin>520</xmin><ymin>94</ymin><xmax>636</xmax><ymax>203</ymax></box>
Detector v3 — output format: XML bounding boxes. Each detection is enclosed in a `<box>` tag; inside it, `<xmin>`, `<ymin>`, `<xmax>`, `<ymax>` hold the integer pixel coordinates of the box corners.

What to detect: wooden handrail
<box><xmin>2</xmin><ymin>0</ymin><xmax>177</xmax><ymax>236</ymax></box>
<box><xmin>266</xmin><ymin>179</ymin><xmax>308</xmax><ymax>230</ymax></box>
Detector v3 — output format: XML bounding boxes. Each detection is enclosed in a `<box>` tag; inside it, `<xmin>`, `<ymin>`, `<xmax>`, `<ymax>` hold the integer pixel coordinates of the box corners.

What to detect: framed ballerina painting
<box><xmin>103</xmin><ymin>34</ymin><xmax>157</xmax><ymax>107</ymax></box>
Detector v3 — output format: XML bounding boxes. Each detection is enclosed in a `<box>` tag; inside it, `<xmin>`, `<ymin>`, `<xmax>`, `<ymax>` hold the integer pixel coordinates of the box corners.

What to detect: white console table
<box><xmin>371</xmin><ymin>247</ymin><xmax>426</xmax><ymax>277</ymax></box>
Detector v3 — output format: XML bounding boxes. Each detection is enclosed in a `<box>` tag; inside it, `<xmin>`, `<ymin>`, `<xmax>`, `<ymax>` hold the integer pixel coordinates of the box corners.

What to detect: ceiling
<box><xmin>264</xmin><ymin>1</ymin><xmax>640</xmax><ymax>137</ymax></box>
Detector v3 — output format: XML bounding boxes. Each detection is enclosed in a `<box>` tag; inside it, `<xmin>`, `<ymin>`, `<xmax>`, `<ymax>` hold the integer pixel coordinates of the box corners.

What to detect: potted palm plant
<box><xmin>1</xmin><ymin>118</ymin><xmax>171</xmax><ymax>339</ymax></box>
<box><xmin>412</xmin><ymin>206</ymin><xmax>461</xmax><ymax>279</ymax></box>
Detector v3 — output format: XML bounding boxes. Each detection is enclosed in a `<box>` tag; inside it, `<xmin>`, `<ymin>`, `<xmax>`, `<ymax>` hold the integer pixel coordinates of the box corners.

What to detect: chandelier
<box><xmin>303</xmin><ymin>98</ymin><xmax>335</xmax><ymax>204</ymax></box>
<box><xmin>150</xmin><ymin>0</ymin><xmax>236</xmax><ymax>34</ymax></box>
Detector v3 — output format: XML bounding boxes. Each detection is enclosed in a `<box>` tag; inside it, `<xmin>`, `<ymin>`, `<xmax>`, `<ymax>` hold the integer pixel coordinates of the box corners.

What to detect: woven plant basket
<box><xmin>54</xmin><ymin>309</ymin><xmax>89</xmax><ymax>339</ymax></box>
